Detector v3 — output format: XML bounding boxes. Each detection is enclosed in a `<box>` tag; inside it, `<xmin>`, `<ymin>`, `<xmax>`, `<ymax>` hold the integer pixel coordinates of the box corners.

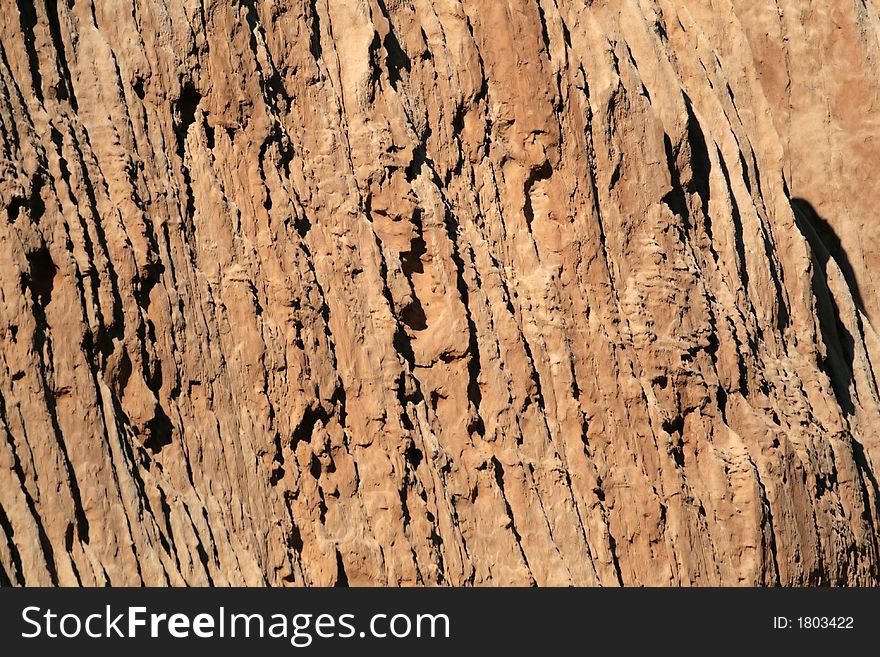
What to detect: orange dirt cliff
<box><xmin>1</xmin><ymin>0</ymin><xmax>879</xmax><ymax>586</ymax></box>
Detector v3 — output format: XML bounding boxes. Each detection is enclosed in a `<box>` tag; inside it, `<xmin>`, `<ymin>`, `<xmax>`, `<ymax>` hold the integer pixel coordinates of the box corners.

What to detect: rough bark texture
<box><xmin>2</xmin><ymin>0</ymin><xmax>880</xmax><ymax>586</ymax></box>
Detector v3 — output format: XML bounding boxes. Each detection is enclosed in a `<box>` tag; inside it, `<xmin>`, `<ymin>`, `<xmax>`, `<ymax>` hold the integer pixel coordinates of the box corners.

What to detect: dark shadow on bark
<box><xmin>791</xmin><ymin>198</ymin><xmax>866</xmax><ymax>314</ymax></box>
<box><xmin>143</xmin><ymin>404</ymin><xmax>173</xmax><ymax>454</ymax></box>
<box><xmin>791</xmin><ymin>198</ymin><xmax>857</xmax><ymax>415</ymax></box>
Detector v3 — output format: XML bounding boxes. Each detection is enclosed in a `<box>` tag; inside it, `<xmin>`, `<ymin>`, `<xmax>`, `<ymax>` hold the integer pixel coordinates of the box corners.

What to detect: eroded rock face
<box><xmin>1</xmin><ymin>0</ymin><xmax>879</xmax><ymax>586</ymax></box>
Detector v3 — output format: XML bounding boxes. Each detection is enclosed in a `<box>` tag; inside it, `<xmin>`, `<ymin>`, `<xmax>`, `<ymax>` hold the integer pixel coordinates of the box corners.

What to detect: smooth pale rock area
<box><xmin>1</xmin><ymin>0</ymin><xmax>880</xmax><ymax>586</ymax></box>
